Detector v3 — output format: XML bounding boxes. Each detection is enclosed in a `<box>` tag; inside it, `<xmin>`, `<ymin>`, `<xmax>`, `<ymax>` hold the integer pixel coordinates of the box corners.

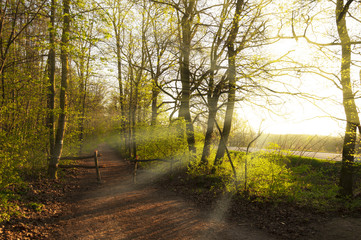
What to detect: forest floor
<box><xmin>2</xmin><ymin>145</ymin><xmax>361</xmax><ymax>239</ymax></box>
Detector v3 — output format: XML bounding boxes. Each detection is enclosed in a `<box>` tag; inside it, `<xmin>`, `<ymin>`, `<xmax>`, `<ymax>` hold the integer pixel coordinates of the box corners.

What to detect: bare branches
<box><xmin>149</xmin><ymin>0</ymin><xmax>184</xmax><ymax>14</ymax></box>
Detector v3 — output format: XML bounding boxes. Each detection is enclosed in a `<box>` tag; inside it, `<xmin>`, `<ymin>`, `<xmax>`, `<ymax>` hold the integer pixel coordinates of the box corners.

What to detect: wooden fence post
<box><xmin>94</xmin><ymin>150</ymin><xmax>101</xmax><ymax>182</ymax></box>
<box><xmin>133</xmin><ymin>156</ymin><xmax>138</xmax><ymax>184</ymax></box>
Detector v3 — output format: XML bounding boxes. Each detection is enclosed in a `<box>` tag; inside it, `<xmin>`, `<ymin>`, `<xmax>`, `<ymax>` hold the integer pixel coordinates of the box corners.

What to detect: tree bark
<box><xmin>128</xmin><ymin>59</ymin><xmax>134</xmax><ymax>158</ymax></box>
<box><xmin>214</xmin><ymin>47</ymin><xmax>236</xmax><ymax>166</ymax></box>
<box><xmin>335</xmin><ymin>0</ymin><xmax>360</xmax><ymax>197</ymax></box>
<box><xmin>214</xmin><ymin>0</ymin><xmax>244</xmax><ymax>166</ymax></box>
<box><xmin>48</xmin><ymin>0</ymin><xmax>70</xmax><ymax>179</ymax></box>
<box><xmin>200</xmin><ymin>1</ymin><xmax>230</xmax><ymax>164</ymax></box>
<box><xmin>151</xmin><ymin>78</ymin><xmax>160</xmax><ymax>125</ymax></box>
<box><xmin>201</xmin><ymin>94</ymin><xmax>219</xmax><ymax>164</ymax></box>
<box><xmin>46</xmin><ymin>0</ymin><xmax>56</xmax><ymax>157</ymax></box>
<box><xmin>179</xmin><ymin>0</ymin><xmax>196</xmax><ymax>153</ymax></box>
<box><xmin>200</xmin><ymin>60</ymin><xmax>222</xmax><ymax>164</ymax></box>
<box><xmin>132</xmin><ymin>82</ymin><xmax>138</xmax><ymax>158</ymax></box>
<box><xmin>77</xmin><ymin>44</ymin><xmax>91</xmax><ymax>155</ymax></box>
<box><xmin>115</xmin><ymin>29</ymin><xmax>127</xmax><ymax>152</ymax></box>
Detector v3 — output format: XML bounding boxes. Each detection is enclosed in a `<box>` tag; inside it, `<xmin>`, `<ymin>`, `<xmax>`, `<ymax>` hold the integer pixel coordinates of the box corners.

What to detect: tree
<box><xmin>48</xmin><ymin>0</ymin><xmax>71</xmax><ymax>179</ymax></box>
<box><xmin>213</xmin><ymin>0</ymin><xmax>244</xmax><ymax>166</ymax></box>
<box><xmin>0</xmin><ymin>0</ymin><xmax>46</xmax><ymax>105</ymax></box>
<box><xmin>275</xmin><ymin>0</ymin><xmax>361</xmax><ymax>196</ymax></box>
<box><xmin>72</xmin><ymin>5</ymin><xmax>99</xmax><ymax>154</ymax></box>
<box><xmin>100</xmin><ymin>0</ymin><xmax>134</xmax><ymax>153</ymax></box>
<box><xmin>288</xmin><ymin>0</ymin><xmax>361</xmax><ymax>196</ymax></box>
<box><xmin>335</xmin><ymin>0</ymin><xmax>360</xmax><ymax>197</ymax></box>
<box><xmin>143</xmin><ymin>0</ymin><xmax>199</xmax><ymax>153</ymax></box>
<box><xmin>199</xmin><ymin>0</ymin><xmax>230</xmax><ymax>164</ymax></box>
<box><xmin>178</xmin><ymin>0</ymin><xmax>197</xmax><ymax>153</ymax></box>
<box><xmin>143</xmin><ymin>3</ymin><xmax>176</xmax><ymax>126</ymax></box>
<box><xmin>213</xmin><ymin>0</ymin><xmax>268</xmax><ymax>166</ymax></box>
<box><xmin>46</xmin><ymin>0</ymin><xmax>56</xmax><ymax>158</ymax></box>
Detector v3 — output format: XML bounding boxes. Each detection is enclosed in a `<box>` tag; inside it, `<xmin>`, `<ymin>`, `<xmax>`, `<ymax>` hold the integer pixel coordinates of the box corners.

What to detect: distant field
<box><xmin>229</xmin><ymin>133</ymin><xmax>344</xmax><ymax>154</ymax></box>
<box><xmin>229</xmin><ymin>146</ymin><xmax>343</xmax><ymax>161</ymax></box>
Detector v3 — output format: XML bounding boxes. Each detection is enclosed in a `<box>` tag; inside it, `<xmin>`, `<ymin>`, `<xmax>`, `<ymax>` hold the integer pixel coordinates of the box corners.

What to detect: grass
<box><xmin>119</xmin><ymin>125</ymin><xmax>361</xmax><ymax>213</ymax></box>
<box><xmin>182</xmin><ymin>148</ymin><xmax>361</xmax><ymax>212</ymax></box>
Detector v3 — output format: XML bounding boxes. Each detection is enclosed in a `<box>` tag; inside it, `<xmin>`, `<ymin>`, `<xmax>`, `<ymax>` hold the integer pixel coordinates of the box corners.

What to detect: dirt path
<box><xmin>51</xmin><ymin>145</ymin><xmax>275</xmax><ymax>240</ymax></box>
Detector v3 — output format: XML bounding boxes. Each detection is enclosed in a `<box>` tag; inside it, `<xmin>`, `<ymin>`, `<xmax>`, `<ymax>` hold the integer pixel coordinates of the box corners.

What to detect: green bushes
<box><xmin>243</xmin><ymin>150</ymin><xmax>291</xmax><ymax>197</ymax></box>
<box><xmin>0</xmin><ymin>124</ymin><xmax>48</xmax><ymax>222</ymax></box>
<box><xmin>136</xmin><ymin>121</ymin><xmax>189</xmax><ymax>161</ymax></box>
<box><xmin>114</xmin><ymin>121</ymin><xmax>361</xmax><ymax>211</ymax></box>
<box><xmin>182</xmin><ymin>143</ymin><xmax>361</xmax><ymax>210</ymax></box>
<box><xmin>239</xmin><ymin>151</ymin><xmax>340</xmax><ymax>208</ymax></box>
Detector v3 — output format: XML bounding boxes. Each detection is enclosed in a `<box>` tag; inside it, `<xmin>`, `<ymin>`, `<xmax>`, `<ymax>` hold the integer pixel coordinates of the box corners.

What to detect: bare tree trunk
<box><xmin>335</xmin><ymin>0</ymin><xmax>360</xmax><ymax>197</ymax></box>
<box><xmin>151</xmin><ymin>79</ymin><xmax>160</xmax><ymax>125</ymax></box>
<box><xmin>46</xmin><ymin>0</ymin><xmax>56</xmax><ymax>157</ymax></box>
<box><xmin>78</xmin><ymin>47</ymin><xmax>91</xmax><ymax>155</ymax></box>
<box><xmin>132</xmin><ymin>82</ymin><xmax>138</xmax><ymax>158</ymax></box>
<box><xmin>200</xmin><ymin>64</ymin><xmax>222</xmax><ymax>164</ymax></box>
<box><xmin>214</xmin><ymin>0</ymin><xmax>244</xmax><ymax>166</ymax></box>
<box><xmin>201</xmin><ymin>96</ymin><xmax>218</xmax><ymax>164</ymax></box>
<box><xmin>48</xmin><ymin>0</ymin><xmax>70</xmax><ymax>179</ymax></box>
<box><xmin>214</xmin><ymin>47</ymin><xmax>236</xmax><ymax>166</ymax></box>
<box><xmin>199</xmin><ymin>1</ymin><xmax>230</xmax><ymax>164</ymax></box>
<box><xmin>131</xmin><ymin>1</ymin><xmax>147</xmax><ymax>157</ymax></box>
<box><xmin>116</xmin><ymin>35</ymin><xmax>127</xmax><ymax>153</ymax></box>
<box><xmin>179</xmin><ymin>0</ymin><xmax>196</xmax><ymax>153</ymax></box>
<box><xmin>78</xmin><ymin>60</ymin><xmax>85</xmax><ymax>153</ymax></box>
<box><xmin>124</xmin><ymin>38</ymin><xmax>132</xmax><ymax>158</ymax></box>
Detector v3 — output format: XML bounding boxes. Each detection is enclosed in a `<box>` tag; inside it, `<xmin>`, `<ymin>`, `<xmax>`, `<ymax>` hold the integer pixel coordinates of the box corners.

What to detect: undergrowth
<box><xmin>0</xmin><ymin>129</ymin><xmax>87</xmax><ymax>223</ymax></box>
<box><xmin>109</xmin><ymin>124</ymin><xmax>361</xmax><ymax>213</ymax></box>
<box><xmin>185</xmin><ymin>144</ymin><xmax>361</xmax><ymax>212</ymax></box>
<box><xmin>141</xmin><ymin>136</ymin><xmax>361</xmax><ymax>212</ymax></box>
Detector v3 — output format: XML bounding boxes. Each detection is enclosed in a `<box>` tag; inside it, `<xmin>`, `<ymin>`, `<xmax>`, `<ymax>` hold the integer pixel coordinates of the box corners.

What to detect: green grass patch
<box><xmin>119</xmin><ymin>125</ymin><xmax>361</xmax><ymax>213</ymax></box>
<box><xmin>185</xmin><ymin>146</ymin><xmax>361</xmax><ymax>212</ymax></box>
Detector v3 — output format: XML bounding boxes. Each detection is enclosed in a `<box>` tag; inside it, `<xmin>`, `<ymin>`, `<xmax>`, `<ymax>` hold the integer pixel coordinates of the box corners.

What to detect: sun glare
<box><xmin>252</xmin><ymin>33</ymin><xmax>345</xmax><ymax>137</ymax></box>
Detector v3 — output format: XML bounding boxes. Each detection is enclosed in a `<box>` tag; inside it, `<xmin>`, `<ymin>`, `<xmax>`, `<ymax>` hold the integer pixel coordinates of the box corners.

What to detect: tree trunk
<box><xmin>201</xmin><ymin>95</ymin><xmax>219</xmax><ymax>164</ymax></box>
<box><xmin>213</xmin><ymin>0</ymin><xmax>244</xmax><ymax>167</ymax></box>
<box><xmin>335</xmin><ymin>0</ymin><xmax>360</xmax><ymax>197</ymax></box>
<box><xmin>200</xmin><ymin>60</ymin><xmax>222</xmax><ymax>164</ymax></box>
<box><xmin>214</xmin><ymin>47</ymin><xmax>236</xmax><ymax>166</ymax></box>
<box><xmin>78</xmin><ymin>49</ymin><xmax>90</xmax><ymax>155</ymax></box>
<box><xmin>151</xmin><ymin>78</ymin><xmax>160</xmax><ymax>126</ymax></box>
<box><xmin>128</xmin><ymin>65</ymin><xmax>134</xmax><ymax>158</ymax></box>
<box><xmin>48</xmin><ymin>0</ymin><xmax>70</xmax><ymax>179</ymax></box>
<box><xmin>46</xmin><ymin>0</ymin><xmax>56</xmax><ymax>157</ymax></box>
<box><xmin>116</xmin><ymin>35</ymin><xmax>127</xmax><ymax>153</ymax></box>
<box><xmin>179</xmin><ymin>0</ymin><xmax>196</xmax><ymax>153</ymax></box>
<box><xmin>132</xmin><ymin>83</ymin><xmax>138</xmax><ymax>158</ymax></box>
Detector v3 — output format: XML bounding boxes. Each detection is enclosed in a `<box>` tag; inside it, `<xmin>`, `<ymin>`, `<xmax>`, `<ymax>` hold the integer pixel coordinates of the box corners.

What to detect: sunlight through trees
<box><xmin>2</xmin><ymin>0</ymin><xmax>361</xmax><ymax>217</ymax></box>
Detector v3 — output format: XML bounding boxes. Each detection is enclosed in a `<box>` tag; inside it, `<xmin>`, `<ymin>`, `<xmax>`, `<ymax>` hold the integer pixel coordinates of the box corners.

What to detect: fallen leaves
<box><xmin>0</xmin><ymin>167</ymin><xmax>82</xmax><ymax>240</ymax></box>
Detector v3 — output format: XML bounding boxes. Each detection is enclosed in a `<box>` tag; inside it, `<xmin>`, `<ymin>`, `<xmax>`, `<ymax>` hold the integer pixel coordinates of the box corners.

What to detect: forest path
<box><xmin>51</xmin><ymin>144</ymin><xmax>275</xmax><ymax>240</ymax></box>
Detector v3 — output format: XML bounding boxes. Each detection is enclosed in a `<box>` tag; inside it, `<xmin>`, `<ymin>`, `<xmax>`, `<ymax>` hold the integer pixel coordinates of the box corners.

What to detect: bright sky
<box><xmin>229</xmin><ymin>1</ymin><xmax>349</xmax><ymax>137</ymax></box>
<box><xmin>237</xmin><ymin>37</ymin><xmax>346</xmax><ymax>137</ymax></box>
<box><xmin>237</xmin><ymin>100</ymin><xmax>345</xmax><ymax>136</ymax></box>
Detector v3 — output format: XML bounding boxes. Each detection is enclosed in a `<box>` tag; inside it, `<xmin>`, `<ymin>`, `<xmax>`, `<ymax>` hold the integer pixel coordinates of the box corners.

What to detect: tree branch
<box><xmin>336</xmin><ymin>0</ymin><xmax>354</xmax><ymax>23</ymax></box>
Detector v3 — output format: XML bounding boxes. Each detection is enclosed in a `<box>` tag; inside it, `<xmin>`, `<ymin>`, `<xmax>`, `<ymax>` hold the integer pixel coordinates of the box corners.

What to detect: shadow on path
<box><xmin>52</xmin><ymin>145</ymin><xmax>275</xmax><ymax>240</ymax></box>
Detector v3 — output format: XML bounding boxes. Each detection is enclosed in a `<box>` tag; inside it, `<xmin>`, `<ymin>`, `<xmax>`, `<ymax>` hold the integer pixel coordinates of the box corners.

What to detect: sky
<box><xmin>237</xmin><ymin>37</ymin><xmax>346</xmax><ymax>137</ymax></box>
<box><xmin>231</xmin><ymin>0</ymin><xmax>361</xmax><ymax>137</ymax></box>
<box><xmin>237</xmin><ymin>100</ymin><xmax>345</xmax><ymax>136</ymax></box>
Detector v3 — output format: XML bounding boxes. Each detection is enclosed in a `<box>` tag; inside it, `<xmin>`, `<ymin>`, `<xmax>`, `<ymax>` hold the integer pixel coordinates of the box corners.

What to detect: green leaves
<box><xmin>136</xmin><ymin>121</ymin><xmax>188</xmax><ymax>160</ymax></box>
